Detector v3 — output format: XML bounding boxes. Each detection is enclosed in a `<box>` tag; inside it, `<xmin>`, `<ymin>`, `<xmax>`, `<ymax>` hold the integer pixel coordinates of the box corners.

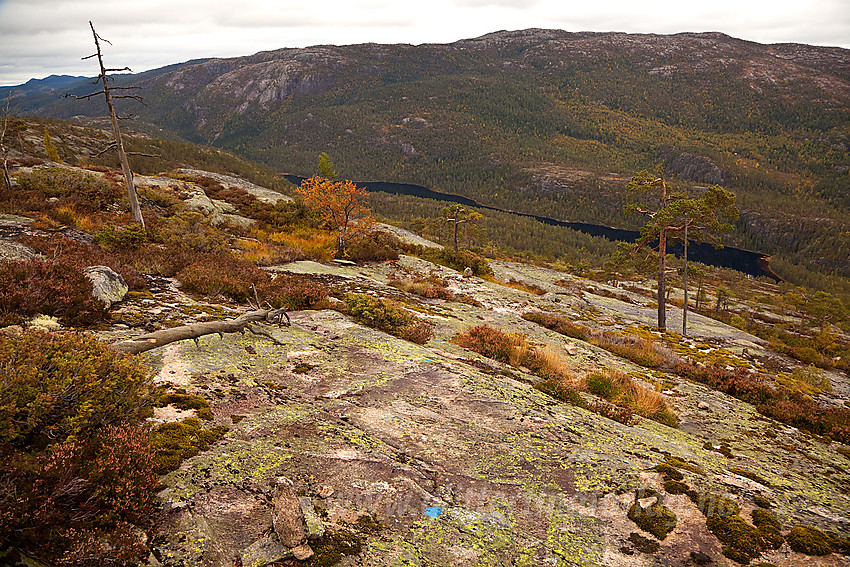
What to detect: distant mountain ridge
<box><xmin>5</xmin><ymin>29</ymin><xmax>849</xmax><ymax>280</ymax></box>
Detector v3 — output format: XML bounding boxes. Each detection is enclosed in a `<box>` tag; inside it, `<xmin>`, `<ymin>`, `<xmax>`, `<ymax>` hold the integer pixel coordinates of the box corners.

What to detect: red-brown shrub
<box><xmin>258</xmin><ymin>273</ymin><xmax>330</xmax><ymax>310</ymax></box>
<box><xmin>0</xmin><ymin>331</ymin><xmax>156</xmax><ymax>564</ymax></box>
<box><xmin>0</xmin><ymin>257</ymin><xmax>107</xmax><ymax>326</ymax></box>
<box><xmin>177</xmin><ymin>254</ymin><xmax>266</xmax><ymax>302</ymax></box>
<box><xmin>453</xmin><ymin>325</ymin><xmax>521</xmax><ymax>364</ymax></box>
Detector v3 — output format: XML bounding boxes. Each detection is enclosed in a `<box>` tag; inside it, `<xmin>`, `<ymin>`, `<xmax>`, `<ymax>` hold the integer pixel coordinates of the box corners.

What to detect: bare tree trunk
<box><xmin>657</xmin><ymin>228</ymin><xmax>666</xmax><ymax>331</ymax></box>
<box><xmin>682</xmin><ymin>216</ymin><xmax>688</xmax><ymax>336</ymax></box>
<box><xmin>1</xmin><ymin>93</ymin><xmax>11</xmax><ymax>190</ymax></box>
<box><xmin>89</xmin><ymin>21</ymin><xmax>144</xmax><ymax>228</ymax></box>
<box><xmin>111</xmin><ymin>307</ymin><xmax>290</xmax><ymax>354</ymax></box>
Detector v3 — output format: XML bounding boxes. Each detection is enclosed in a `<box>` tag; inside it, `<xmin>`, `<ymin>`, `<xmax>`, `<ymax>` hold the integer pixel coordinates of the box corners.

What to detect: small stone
<box><xmin>565</xmin><ymin>343</ymin><xmax>578</xmax><ymax>356</ymax></box>
<box><xmin>697</xmin><ymin>401</ymin><xmax>711</xmax><ymax>411</ymax></box>
<box><xmin>291</xmin><ymin>544</ymin><xmax>314</xmax><ymax>561</ymax></box>
<box><xmin>317</xmin><ymin>485</ymin><xmax>335</xmax><ymax>498</ymax></box>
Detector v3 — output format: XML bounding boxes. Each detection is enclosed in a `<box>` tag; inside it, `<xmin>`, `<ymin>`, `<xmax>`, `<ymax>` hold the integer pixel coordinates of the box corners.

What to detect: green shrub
<box><xmin>0</xmin><ymin>330</ymin><xmax>157</xmax><ymax>564</ymax></box>
<box><xmin>0</xmin><ymin>331</ymin><xmax>152</xmax><ymax>449</ymax></box>
<box><xmin>663</xmin><ymin>480</ymin><xmax>691</xmax><ymax>494</ymax></box>
<box><xmin>94</xmin><ymin>223</ymin><xmax>148</xmax><ymax>250</ymax></box>
<box><xmin>534</xmin><ymin>378</ymin><xmax>587</xmax><ymax>408</ymax></box>
<box><xmin>344</xmin><ymin>293</ymin><xmax>433</xmax><ymax>344</ymax></box>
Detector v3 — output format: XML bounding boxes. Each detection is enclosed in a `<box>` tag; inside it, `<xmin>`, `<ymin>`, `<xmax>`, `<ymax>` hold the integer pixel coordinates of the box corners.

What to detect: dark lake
<box><xmin>284</xmin><ymin>175</ymin><xmax>780</xmax><ymax>281</ymax></box>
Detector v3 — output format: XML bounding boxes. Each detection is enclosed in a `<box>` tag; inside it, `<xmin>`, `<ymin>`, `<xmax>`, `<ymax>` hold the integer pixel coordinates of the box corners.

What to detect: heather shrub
<box><xmin>346</xmin><ymin>231</ymin><xmax>402</xmax><ymax>262</ymax></box>
<box><xmin>16</xmin><ymin>166</ymin><xmax>120</xmax><ymax>212</ymax></box>
<box><xmin>259</xmin><ymin>273</ymin><xmax>330</xmax><ymax>310</ymax></box>
<box><xmin>522</xmin><ymin>311</ymin><xmax>591</xmax><ymax>340</ymax></box>
<box><xmin>0</xmin><ymin>257</ymin><xmax>107</xmax><ymax>326</ymax></box>
<box><xmin>177</xmin><ymin>254</ymin><xmax>266</xmax><ymax>302</ymax></box>
<box><xmin>0</xmin><ymin>331</ymin><xmax>156</xmax><ymax>565</ymax></box>
<box><xmin>149</xmin><ymin>211</ymin><xmax>232</xmax><ymax>253</ymax></box>
<box><xmin>453</xmin><ymin>325</ymin><xmax>523</xmax><ymax>364</ymax></box>
<box><xmin>344</xmin><ymin>293</ymin><xmax>433</xmax><ymax>344</ymax></box>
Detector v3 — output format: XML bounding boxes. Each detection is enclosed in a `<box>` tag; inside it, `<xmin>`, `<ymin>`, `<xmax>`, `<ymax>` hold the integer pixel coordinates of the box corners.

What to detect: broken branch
<box><xmin>110</xmin><ymin>307</ymin><xmax>290</xmax><ymax>354</ymax></box>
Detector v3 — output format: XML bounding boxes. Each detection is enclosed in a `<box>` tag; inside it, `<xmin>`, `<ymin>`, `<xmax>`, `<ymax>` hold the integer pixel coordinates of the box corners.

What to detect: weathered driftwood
<box><xmin>111</xmin><ymin>308</ymin><xmax>290</xmax><ymax>354</ymax></box>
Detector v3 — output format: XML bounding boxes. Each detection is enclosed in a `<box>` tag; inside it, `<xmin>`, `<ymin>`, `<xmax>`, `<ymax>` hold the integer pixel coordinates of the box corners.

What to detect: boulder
<box><xmin>84</xmin><ymin>266</ymin><xmax>128</xmax><ymax>307</ymax></box>
<box><xmin>272</xmin><ymin>478</ymin><xmax>307</xmax><ymax>548</ymax></box>
<box><xmin>291</xmin><ymin>544</ymin><xmax>314</xmax><ymax>561</ymax></box>
<box><xmin>0</xmin><ymin>240</ymin><xmax>41</xmax><ymax>262</ymax></box>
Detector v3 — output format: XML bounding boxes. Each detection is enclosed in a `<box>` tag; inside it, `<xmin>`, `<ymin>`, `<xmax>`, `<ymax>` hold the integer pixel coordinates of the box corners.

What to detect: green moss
<box><xmin>785</xmin><ymin>525</ymin><xmax>834</xmax><ymax>556</ymax></box>
<box><xmin>628</xmin><ymin>492</ymin><xmax>677</xmax><ymax>540</ymax></box>
<box><xmin>230</xmin><ymin>415</ymin><xmax>245</xmax><ymax>424</ymax></box>
<box><xmin>151</xmin><ymin>418</ymin><xmax>228</xmax><ymax>474</ymax></box>
<box><xmin>293</xmin><ymin>362</ymin><xmax>317</xmax><ymax>374</ymax></box>
<box><xmin>654</xmin><ymin>463</ymin><xmax>684</xmax><ymax>481</ymax></box>
<box><xmin>753</xmin><ymin>495</ymin><xmax>772</xmax><ymax>508</ymax></box>
<box><xmin>692</xmin><ymin>492</ymin><xmax>740</xmax><ymax>518</ymax></box>
<box><xmin>305</xmin><ymin>530</ymin><xmax>364</xmax><ymax>566</ymax></box>
<box><xmin>706</xmin><ymin>513</ymin><xmax>764</xmax><ymax>564</ymax></box>
<box><xmin>729</xmin><ymin>466</ymin><xmax>771</xmax><ymax>487</ymax></box>
<box><xmin>837</xmin><ymin>445</ymin><xmax>850</xmax><ymax>460</ymax></box>
<box><xmin>628</xmin><ymin>532</ymin><xmax>660</xmax><ymax>553</ymax></box>
<box><xmin>663</xmin><ymin>457</ymin><xmax>706</xmax><ymax>475</ymax></box>
<box><xmin>751</xmin><ymin>509</ymin><xmax>783</xmax><ymax>550</ymax></box>
<box><xmin>663</xmin><ymin>479</ymin><xmax>691</xmax><ymax>494</ymax></box>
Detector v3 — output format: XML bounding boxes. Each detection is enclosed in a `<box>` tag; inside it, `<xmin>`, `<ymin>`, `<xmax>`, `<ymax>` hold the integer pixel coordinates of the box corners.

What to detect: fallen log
<box><xmin>111</xmin><ymin>307</ymin><xmax>290</xmax><ymax>354</ymax></box>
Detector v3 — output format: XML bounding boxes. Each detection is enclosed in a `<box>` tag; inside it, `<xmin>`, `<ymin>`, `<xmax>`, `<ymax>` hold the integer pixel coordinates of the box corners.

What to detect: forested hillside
<box><xmin>4</xmin><ymin>29</ymin><xmax>849</xmax><ymax>287</ymax></box>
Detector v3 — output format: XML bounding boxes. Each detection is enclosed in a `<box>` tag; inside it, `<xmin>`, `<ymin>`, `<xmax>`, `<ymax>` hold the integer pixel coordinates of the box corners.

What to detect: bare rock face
<box><xmin>84</xmin><ymin>266</ymin><xmax>128</xmax><ymax>307</ymax></box>
<box><xmin>272</xmin><ymin>478</ymin><xmax>307</xmax><ymax>548</ymax></box>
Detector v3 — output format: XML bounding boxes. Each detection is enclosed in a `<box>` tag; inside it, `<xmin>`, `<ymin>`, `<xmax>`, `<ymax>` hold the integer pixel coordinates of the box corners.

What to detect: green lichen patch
<box><xmin>706</xmin><ymin>513</ymin><xmax>765</xmax><ymax>564</ymax></box>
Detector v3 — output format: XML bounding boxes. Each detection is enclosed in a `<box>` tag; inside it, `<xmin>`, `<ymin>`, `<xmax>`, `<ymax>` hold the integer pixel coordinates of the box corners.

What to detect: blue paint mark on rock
<box><xmin>425</xmin><ymin>506</ymin><xmax>443</xmax><ymax>518</ymax></box>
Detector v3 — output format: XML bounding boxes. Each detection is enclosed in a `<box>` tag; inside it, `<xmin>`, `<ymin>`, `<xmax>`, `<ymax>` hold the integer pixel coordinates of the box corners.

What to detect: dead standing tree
<box><xmin>66</xmin><ymin>21</ymin><xmax>144</xmax><ymax>227</ymax></box>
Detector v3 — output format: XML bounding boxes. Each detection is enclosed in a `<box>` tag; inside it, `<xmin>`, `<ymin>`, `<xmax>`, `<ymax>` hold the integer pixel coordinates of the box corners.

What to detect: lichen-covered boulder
<box><xmin>84</xmin><ymin>265</ymin><xmax>128</xmax><ymax>307</ymax></box>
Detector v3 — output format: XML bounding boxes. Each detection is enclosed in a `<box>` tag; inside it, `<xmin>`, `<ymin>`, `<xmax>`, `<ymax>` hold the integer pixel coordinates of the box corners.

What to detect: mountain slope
<box><xmin>5</xmin><ymin>29</ymin><xmax>850</xmax><ymax>282</ymax></box>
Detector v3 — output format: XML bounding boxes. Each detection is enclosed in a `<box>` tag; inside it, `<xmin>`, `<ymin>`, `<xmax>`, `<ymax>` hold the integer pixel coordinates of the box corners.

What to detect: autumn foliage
<box><xmin>296</xmin><ymin>175</ymin><xmax>374</xmax><ymax>256</ymax></box>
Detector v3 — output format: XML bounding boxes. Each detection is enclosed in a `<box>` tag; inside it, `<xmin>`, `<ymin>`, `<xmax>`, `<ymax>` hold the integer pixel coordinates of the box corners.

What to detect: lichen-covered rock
<box><xmin>273</xmin><ymin>478</ymin><xmax>307</xmax><ymax>548</ymax></box>
<box><xmin>299</xmin><ymin>496</ymin><xmax>325</xmax><ymax>540</ymax></box>
<box><xmin>84</xmin><ymin>265</ymin><xmax>128</xmax><ymax>307</ymax></box>
<box><xmin>239</xmin><ymin>535</ymin><xmax>292</xmax><ymax>567</ymax></box>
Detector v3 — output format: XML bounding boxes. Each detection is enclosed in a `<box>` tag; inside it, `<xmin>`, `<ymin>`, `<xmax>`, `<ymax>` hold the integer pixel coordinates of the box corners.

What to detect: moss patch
<box><xmin>627</xmin><ymin>491</ymin><xmax>677</xmax><ymax>540</ymax></box>
<box><xmin>151</xmin><ymin>418</ymin><xmax>228</xmax><ymax>474</ymax></box>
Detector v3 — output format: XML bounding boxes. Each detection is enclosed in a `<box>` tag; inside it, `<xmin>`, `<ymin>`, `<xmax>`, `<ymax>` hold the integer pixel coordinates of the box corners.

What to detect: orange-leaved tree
<box><xmin>297</xmin><ymin>175</ymin><xmax>373</xmax><ymax>257</ymax></box>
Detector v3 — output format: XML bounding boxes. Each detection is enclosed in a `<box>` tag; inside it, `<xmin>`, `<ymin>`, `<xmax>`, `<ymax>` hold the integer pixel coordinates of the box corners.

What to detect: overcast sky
<box><xmin>1</xmin><ymin>0</ymin><xmax>848</xmax><ymax>86</ymax></box>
